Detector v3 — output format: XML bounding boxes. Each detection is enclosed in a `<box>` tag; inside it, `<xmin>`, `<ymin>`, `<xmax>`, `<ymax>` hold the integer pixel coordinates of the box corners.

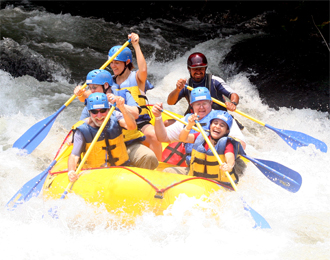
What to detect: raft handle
<box><xmin>154</xmin><ymin>191</ymin><xmax>164</xmax><ymax>199</ymax></box>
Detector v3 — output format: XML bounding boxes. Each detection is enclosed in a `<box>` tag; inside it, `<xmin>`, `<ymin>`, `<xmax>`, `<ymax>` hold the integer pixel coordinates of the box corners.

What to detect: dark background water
<box><xmin>1</xmin><ymin>0</ymin><xmax>329</xmax><ymax>112</ymax></box>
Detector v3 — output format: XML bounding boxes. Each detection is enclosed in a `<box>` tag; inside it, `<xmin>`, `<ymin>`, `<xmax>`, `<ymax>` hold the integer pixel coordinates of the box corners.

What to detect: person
<box><xmin>68</xmin><ymin>93</ymin><xmax>136</xmax><ymax>182</ymax></box>
<box><xmin>74</xmin><ymin>69</ymin><xmax>159</xmax><ymax>170</ymax></box>
<box><xmin>178</xmin><ymin>110</ymin><xmax>244</xmax><ymax>185</ymax></box>
<box><xmin>152</xmin><ymin>87</ymin><xmax>246</xmax><ymax>175</ymax></box>
<box><xmin>108</xmin><ymin>32</ymin><xmax>163</xmax><ymax>161</ymax></box>
<box><xmin>75</xmin><ymin>69</ymin><xmax>139</xmax><ymax>120</ymax></box>
<box><xmin>167</xmin><ymin>52</ymin><xmax>240</xmax><ymax>120</ymax></box>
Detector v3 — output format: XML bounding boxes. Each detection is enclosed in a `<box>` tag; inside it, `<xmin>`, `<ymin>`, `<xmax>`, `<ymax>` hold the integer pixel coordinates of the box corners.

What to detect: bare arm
<box><xmin>116</xmin><ymin>96</ymin><xmax>137</xmax><ymax>130</ymax></box>
<box><xmin>152</xmin><ymin>103</ymin><xmax>171</xmax><ymax>143</ymax></box>
<box><xmin>220</xmin><ymin>152</ymin><xmax>235</xmax><ymax>172</ymax></box>
<box><xmin>167</xmin><ymin>78</ymin><xmax>186</xmax><ymax>105</ymax></box>
<box><xmin>74</xmin><ymin>85</ymin><xmax>90</xmax><ymax>102</ymax></box>
<box><xmin>68</xmin><ymin>154</ymin><xmax>80</xmax><ymax>182</ymax></box>
<box><xmin>107</xmin><ymin>93</ymin><xmax>139</xmax><ymax>119</ymax></box>
<box><xmin>68</xmin><ymin>154</ymin><xmax>80</xmax><ymax>172</ymax></box>
<box><xmin>178</xmin><ymin>114</ymin><xmax>198</xmax><ymax>143</ymax></box>
<box><xmin>130</xmin><ymin>33</ymin><xmax>147</xmax><ymax>92</ymax></box>
<box><xmin>225</xmin><ymin>93</ymin><xmax>240</xmax><ymax>111</ymax></box>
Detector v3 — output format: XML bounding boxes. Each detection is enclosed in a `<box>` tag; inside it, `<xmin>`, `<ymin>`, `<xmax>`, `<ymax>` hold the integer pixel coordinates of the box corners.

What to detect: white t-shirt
<box><xmin>166</xmin><ymin>112</ymin><xmax>245</xmax><ymax>143</ymax></box>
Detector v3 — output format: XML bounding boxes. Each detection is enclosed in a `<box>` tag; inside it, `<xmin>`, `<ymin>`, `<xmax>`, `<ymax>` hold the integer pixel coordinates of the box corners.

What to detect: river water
<box><xmin>1</xmin><ymin>5</ymin><xmax>329</xmax><ymax>260</ymax></box>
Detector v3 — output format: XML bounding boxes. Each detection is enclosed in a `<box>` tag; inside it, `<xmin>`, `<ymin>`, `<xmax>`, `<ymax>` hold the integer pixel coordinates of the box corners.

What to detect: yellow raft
<box><xmin>42</xmin><ymin>109</ymin><xmax>232</xmax><ymax>222</ymax></box>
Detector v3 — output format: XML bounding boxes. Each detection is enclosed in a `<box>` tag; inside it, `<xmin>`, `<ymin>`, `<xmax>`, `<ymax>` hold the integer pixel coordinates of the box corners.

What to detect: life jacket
<box><xmin>72</xmin><ymin>117</ymin><xmax>129</xmax><ymax>168</ymax></box>
<box><xmin>111</xmin><ymin>88</ymin><xmax>146</xmax><ymax>145</ymax></box>
<box><xmin>112</xmin><ymin>71</ymin><xmax>152</xmax><ymax>125</ymax></box>
<box><xmin>161</xmin><ymin>142</ymin><xmax>187</xmax><ymax>167</ymax></box>
<box><xmin>189</xmin><ymin>134</ymin><xmax>245</xmax><ymax>186</ymax></box>
<box><xmin>183</xmin><ymin>111</ymin><xmax>215</xmax><ymax>165</ymax></box>
<box><xmin>184</xmin><ymin>74</ymin><xmax>227</xmax><ymax>115</ymax></box>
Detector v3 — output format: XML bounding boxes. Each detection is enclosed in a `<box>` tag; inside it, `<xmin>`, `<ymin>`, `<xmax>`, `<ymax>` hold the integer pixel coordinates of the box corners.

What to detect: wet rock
<box><xmin>222</xmin><ymin>35</ymin><xmax>329</xmax><ymax>112</ymax></box>
<box><xmin>0</xmin><ymin>38</ymin><xmax>69</xmax><ymax>82</ymax></box>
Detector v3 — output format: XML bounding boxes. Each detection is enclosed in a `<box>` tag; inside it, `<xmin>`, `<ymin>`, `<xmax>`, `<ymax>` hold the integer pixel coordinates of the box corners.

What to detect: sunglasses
<box><xmin>88</xmin><ymin>85</ymin><xmax>103</xmax><ymax>90</ymax></box>
<box><xmin>90</xmin><ymin>109</ymin><xmax>107</xmax><ymax>114</ymax></box>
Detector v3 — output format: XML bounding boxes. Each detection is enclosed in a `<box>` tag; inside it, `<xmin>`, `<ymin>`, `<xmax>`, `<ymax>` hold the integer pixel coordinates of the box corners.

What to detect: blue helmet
<box><xmin>209</xmin><ymin>110</ymin><xmax>233</xmax><ymax>129</ymax></box>
<box><xmin>190</xmin><ymin>87</ymin><xmax>212</xmax><ymax>104</ymax></box>
<box><xmin>86</xmin><ymin>93</ymin><xmax>110</xmax><ymax>111</ymax></box>
<box><xmin>86</xmin><ymin>69</ymin><xmax>113</xmax><ymax>86</ymax></box>
<box><xmin>108</xmin><ymin>46</ymin><xmax>133</xmax><ymax>62</ymax></box>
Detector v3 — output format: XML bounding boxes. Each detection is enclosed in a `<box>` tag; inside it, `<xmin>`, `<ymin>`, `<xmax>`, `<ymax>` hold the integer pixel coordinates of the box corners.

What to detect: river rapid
<box><xmin>1</xmin><ymin>4</ymin><xmax>329</xmax><ymax>260</ymax></box>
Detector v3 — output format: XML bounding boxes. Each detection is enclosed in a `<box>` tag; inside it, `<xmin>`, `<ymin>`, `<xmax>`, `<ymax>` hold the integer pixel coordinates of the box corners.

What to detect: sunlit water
<box><xmin>1</xmin><ymin>5</ymin><xmax>329</xmax><ymax>260</ymax></box>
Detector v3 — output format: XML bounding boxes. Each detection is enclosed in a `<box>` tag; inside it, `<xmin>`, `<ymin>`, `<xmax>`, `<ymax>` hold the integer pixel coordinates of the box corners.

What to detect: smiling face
<box><xmin>188</xmin><ymin>67</ymin><xmax>206</xmax><ymax>82</ymax></box>
<box><xmin>191</xmin><ymin>100</ymin><xmax>212</xmax><ymax>119</ymax></box>
<box><xmin>110</xmin><ymin>60</ymin><xmax>128</xmax><ymax>76</ymax></box>
<box><xmin>210</xmin><ymin>118</ymin><xmax>230</xmax><ymax>140</ymax></box>
<box><xmin>89</xmin><ymin>109</ymin><xmax>109</xmax><ymax>127</ymax></box>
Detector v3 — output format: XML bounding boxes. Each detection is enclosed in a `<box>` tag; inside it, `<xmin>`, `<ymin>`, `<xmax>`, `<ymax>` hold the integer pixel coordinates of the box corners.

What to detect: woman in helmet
<box><xmin>178</xmin><ymin>110</ymin><xmax>244</xmax><ymax>185</ymax></box>
<box><xmin>108</xmin><ymin>33</ymin><xmax>163</xmax><ymax>161</ymax></box>
<box><xmin>167</xmin><ymin>52</ymin><xmax>240</xmax><ymax>115</ymax></box>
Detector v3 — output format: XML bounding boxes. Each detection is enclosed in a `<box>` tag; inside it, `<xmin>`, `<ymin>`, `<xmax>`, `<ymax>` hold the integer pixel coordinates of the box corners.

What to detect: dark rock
<box><xmin>222</xmin><ymin>35</ymin><xmax>329</xmax><ymax>112</ymax></box>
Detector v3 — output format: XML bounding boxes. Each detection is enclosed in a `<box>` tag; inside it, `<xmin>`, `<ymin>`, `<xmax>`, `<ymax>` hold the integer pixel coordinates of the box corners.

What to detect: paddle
<box><xmin>13</xmin><ymin>39</ymin><xmax>131</xmax><ymax>155</ymax></box>
<box><xmin>186</xmin><ymin>86</ymin><xmax>328</xmax><ymax>153</ymax></box>
<box><xmin>5</xmin><ymin>132</ymin><xmax>71</xmax><ymax>210</ymax></box>
<box><xmin>194</xmin><ymin>121</ymin><xmax>238</xmax><ymax>191</ymax></box>
<box><xmin>48</xmin><ymin>104</ymin><xmax>116</xmax><ymax>218</ymax></box>
<box><xmin>195</xmin><ymin>121</ymin><xmax>270</xmax><ymax>229</ymax></box>
<box><xmin>161</xmin><ymin>109</ymin><xmax>302</xmax><ymax>193</ymax></box>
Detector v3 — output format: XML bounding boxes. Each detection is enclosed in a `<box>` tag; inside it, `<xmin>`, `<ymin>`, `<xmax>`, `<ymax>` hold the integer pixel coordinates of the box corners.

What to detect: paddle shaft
<box><xmin>161</xmin><ymin>108</ymin><xmax>302</xmax><ymax>192</ymax></box>
<box><xmin>160</xmin><ymin>109</ymin><xmax>199</xmax><ymax>132</ymax></box>
<box><xmin>186</xmin><ymin>86</ymin><xmax>265</xmax><ymax>126</ymax></box>
<box><xmin>6</xmin><ymin>134</ymin><xmax>71</xmax><ymax>210</ymax></box>
<box><xmin>64</xmin><ymin>39</ymin><xmax>132</xmax><ymax>107</ymax></box>
<box><xmin>62</xmin><ymin>105</ymin><xmax>116</xmax><ymax>197</ymax></box>
<box><xmin>186</xmin><ymin>86</ymin><xmax>327</xmax><ymax>152</ymax></box>
<box><xmin>194</xmin><ymin>121</ymin><xmax>238</xmax><ymax>191</ymax></box>
<box><xmin>13</xmin><ymin>39</ymin><xmax>131</xmax><ymax>154</ymax></box>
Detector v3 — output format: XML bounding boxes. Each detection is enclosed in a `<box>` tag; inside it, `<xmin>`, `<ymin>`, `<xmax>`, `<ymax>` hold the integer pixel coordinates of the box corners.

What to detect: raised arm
<box><xmin>179</xmin><ymin>114</ymin><xmax>198</xmax><ymax>143</ymax></box>
<box><xmin>167</xmin><ymin>78</ymin><xmax>186</xmax><ymax>105</ymax></box>
<box><xmin>130</xmin><ymin>33</ymin><xmax>147</xmax><ymax>91</ymax></box>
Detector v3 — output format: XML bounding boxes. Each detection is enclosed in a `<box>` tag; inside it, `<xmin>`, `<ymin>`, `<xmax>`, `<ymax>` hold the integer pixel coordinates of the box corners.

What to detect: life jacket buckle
<box><xmin>154</xmin><ymin>191</ymin><xmax>164</xmax><ymax>199</ymax></box>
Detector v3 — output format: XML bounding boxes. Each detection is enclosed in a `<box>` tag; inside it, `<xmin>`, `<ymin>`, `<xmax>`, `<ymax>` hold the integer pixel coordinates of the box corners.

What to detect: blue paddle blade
<box><xmin>242</xmin><ymin>198</ymin><xmax>271</xmax><ymax>229</ymax></box>
<box><xmin>265</xmin><ymin>124</ymin><xmax>327</xmax><ymax>153</ymax></box>
<box><xmin>5</xmin><ymin>160</ymin><xmax>57</xmax><ymax>210</ymax></box>
<box><xmin>244</xmin><ymin>155</ymin><xmax>302</xmax><ymax>193</ymax></box>
<box><xmin>13</xmin><ymin>105</ymin><xmax>66</xmax><ymax>154</ymax></box>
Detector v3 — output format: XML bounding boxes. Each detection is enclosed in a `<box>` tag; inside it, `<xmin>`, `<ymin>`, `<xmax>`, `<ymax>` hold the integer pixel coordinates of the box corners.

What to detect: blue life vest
<box><xmin>183</xmin><ymin>110</ymin><xmax>216</xmax><ymax>165</ymax></box>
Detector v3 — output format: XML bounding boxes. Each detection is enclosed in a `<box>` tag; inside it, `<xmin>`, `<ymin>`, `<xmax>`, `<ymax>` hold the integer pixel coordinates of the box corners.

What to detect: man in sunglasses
<box><xmin>68</xmin><ymin>92</ymin><xmax>136</xmax><ymax>182</ymax></box>
<box><xmin>73</xmin><ymin>69</ymin><xmax>159</xmax><ymax>170</ymax></box>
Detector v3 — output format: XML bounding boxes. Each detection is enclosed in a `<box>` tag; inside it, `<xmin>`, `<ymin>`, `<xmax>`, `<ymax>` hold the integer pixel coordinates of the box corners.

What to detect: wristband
<box><xmin>155</xmin><ymin>116</ymin><xmax>162</xmax><ymax>120</ymax></box>
<box><xmin>231</xmin><ymin>101</ymin><xmax>238</xmax><ymax>106</ymax></box>
<box><xmin>184</xmin><ymin>127</ymin><xmax>191</xmax><ymax>132</ymax></box>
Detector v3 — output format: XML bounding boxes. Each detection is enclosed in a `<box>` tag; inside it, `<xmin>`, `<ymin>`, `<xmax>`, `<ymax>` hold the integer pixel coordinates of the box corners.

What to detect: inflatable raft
<box><xmin>42</xmin><ymin>109</ymin><xmax>233</xmax><ymax>222</ymax></box>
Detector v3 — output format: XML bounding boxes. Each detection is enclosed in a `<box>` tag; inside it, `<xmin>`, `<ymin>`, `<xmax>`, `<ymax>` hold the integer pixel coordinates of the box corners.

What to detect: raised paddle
<box><xmin>161</xmin><ymin>109</ymin><xmax>302</xmax><ymax>193</ymax></box>
<box><xmin>186</xmin><ymin>86</ymin><xmax>327</xmax><ymax>153</ymax></box>
<box><xmin>48</xmin><ymin>104</ymin><xmax>116</xmax><ymax>218</ymax></box>
<box><xmin>13</xmin><ymin>39</ymin><xmax>131</xmax><ymax>155</ymax></box>
<box><xmin>195</xmin><ymin>121</ymin><xmax>271</xmax><ymax>229</ymax></box>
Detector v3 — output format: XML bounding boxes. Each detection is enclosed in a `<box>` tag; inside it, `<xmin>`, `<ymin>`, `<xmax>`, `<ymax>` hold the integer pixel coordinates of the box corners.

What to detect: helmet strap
<box><xmin>119</xmin><ymin>63</ymin><xmax>128</xmax><ymax>76</ymax></box>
